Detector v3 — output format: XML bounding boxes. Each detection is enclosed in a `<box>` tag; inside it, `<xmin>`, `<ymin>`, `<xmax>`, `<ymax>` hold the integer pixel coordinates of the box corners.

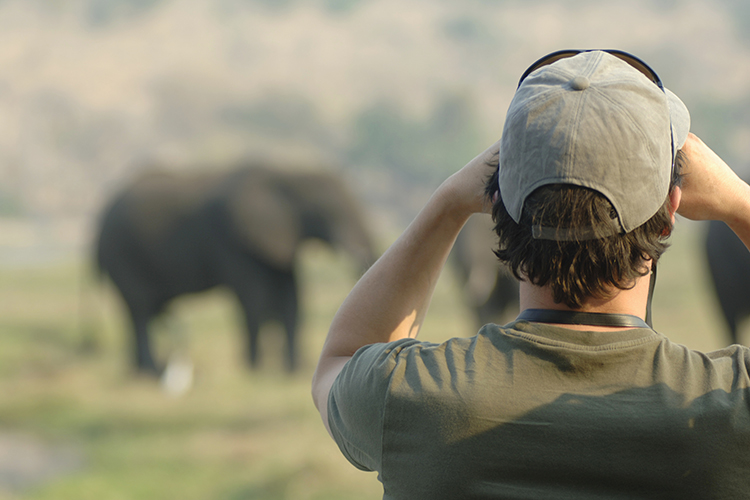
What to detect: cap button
<box><xmin>570</xmin><ymin>76</ymin><xmax>590</xmax><ymax>91</ymax></box>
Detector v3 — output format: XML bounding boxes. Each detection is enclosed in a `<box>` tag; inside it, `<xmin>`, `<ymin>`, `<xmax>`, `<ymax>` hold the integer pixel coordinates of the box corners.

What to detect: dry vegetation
<box><xmin>2</xmin><ymin>0</ymin><xmax>750</xmax><ymax>234</ymax></box>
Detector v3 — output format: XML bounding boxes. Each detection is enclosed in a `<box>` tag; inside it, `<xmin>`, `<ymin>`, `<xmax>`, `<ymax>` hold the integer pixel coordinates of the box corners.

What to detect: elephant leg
<box><xmin>226</xmin><ymin>257</ymin><xmax>299</xmax><ymax>371</ymax></box>
<box><xmin>282</xmin><ymin>301</ymin><xmax>298</xmax><ymax>372</ymax></box>
<box><xmin>238</xmin><ymin>289</ymin><xmax>295</xmax><ymax>371</ymax></box>
<box><xmin>125</xmin><ymin>298</ymin><xmax>161</xmax><ymax>375</ymax></box>
<box><xmin>246</xmin><ymin>314</ymin><xmax>262</xmax><ymax>369</ymax></box>
<box><xmin>221</xmin><ymin>259</ymin><xmax>265</xmax><ymax>369</ymax></box>
<box><xmin>132</xmin><ymin>312</ymin><xmax>160</xmax><ymax>375</ymax></box>
<box><xmin>727</xmin><ymin>316</ymin><xmax>739</xmax><ymax>346</ymax></box>
<box><xmin>278</xmin><ymin>274</ymin><xmax>299</xmax><ymax>372</ymax></box>
<box><xmin>232</xmin><ymin>291</ymin><xmax>262</xmax><ymax>369</ymax></box>
<box><xmin>715</xmin><ymin>289</ymin><xmax>740</xmax><ymax>346</ymax></box>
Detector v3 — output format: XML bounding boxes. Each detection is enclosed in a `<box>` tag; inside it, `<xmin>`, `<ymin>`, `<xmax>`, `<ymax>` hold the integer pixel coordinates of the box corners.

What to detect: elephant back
<box><xmin>452</xmin><ymin>214</ymin><xmax>519</xmax><ymax>325</ymax></box>
<box><xmin>95</xmin><ymin>169</ymin><xmax>227</xmax><ymax>280</ymax></box>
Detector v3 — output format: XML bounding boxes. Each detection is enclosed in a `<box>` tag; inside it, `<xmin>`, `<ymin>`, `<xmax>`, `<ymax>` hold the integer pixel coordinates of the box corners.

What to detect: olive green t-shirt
<box><xmin>328</xmin><ymin>321</ymin><xmax>750</xmax><ymax>499</ymax></box>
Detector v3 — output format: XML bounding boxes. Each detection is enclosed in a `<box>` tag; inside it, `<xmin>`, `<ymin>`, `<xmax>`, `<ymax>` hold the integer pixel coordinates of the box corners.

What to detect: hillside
<box><xmin>1</xmin><ymin>0</ymin><xmax>750</xmax><ymax>256</ymax></box>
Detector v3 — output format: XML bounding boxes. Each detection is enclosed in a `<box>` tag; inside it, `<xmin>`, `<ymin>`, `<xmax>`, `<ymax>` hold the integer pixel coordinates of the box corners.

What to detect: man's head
<box><xmin>487</xmin><ymin>50</ymin><xmax>690</xmax><ymax>308</ymax></box>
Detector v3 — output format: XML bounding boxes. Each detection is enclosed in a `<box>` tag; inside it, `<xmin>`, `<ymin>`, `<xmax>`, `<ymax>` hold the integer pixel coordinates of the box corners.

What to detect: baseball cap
<box><xmin>498</xmin><ymin>50</ymin><xmax>691</xmax><ymax>240</ymax></box>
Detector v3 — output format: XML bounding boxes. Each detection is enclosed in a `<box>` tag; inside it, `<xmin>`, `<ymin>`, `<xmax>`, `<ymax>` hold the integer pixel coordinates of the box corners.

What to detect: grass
<box><xmin>0</xmin><ymin>220</ymin><xmax>741</xmax><ymax>499</ymax></box>
<box><xmin>0</xmin><ymin>246</ymin><xmax>387</xmax><ymax>500</ymax></box>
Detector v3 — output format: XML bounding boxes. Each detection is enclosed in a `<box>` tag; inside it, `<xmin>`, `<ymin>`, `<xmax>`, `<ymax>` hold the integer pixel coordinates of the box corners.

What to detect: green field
<box><xmin>0</xmin><ymin>220</ymin><xmax>740</xmax><ymax>499</ymax></box>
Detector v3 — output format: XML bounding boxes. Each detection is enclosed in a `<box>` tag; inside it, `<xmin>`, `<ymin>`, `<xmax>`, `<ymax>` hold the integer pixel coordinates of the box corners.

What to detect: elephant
<box><xmin>705</xmin><ymin>218</ymin><xmax>750</xmax><ymax>346</ymax></box>
<box><xmin>451</xmin><ymin>214</ymin><xmax>520</xmax><ymax>326</ymax></box>
<box><xmin>95</xmin><ymin>164</ymin><xmax>377</xmax><ymax>375</ymax></box>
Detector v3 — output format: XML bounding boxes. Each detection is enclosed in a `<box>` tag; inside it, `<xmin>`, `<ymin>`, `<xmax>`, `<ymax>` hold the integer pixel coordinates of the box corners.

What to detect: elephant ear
<box><xmin>224</xmin><ymin>170</ymin><xmax>301</xmax><ymax>269</ymax></box>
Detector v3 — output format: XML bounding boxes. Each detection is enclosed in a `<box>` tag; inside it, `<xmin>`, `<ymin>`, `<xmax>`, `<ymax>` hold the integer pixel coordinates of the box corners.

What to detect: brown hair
<box><xmin>484</xmin><ymin>151</ymin><xmax>684</xmax><ymax>309</ymax></box>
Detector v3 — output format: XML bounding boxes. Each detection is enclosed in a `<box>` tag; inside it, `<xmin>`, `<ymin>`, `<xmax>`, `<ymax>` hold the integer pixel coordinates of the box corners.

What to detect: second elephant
<box><xmin>96</xmin><ymin>164</ymin><xmax>377</xmax><ymax>374</ymax></box>
<box><xmin>705</xmin><ymin>218</ymin><xmax>750</xmax><ymax>346</ymax></box>
<box><xmin>452</xmin><ymin>214</ymin><xmax>520</xmax><ymax>326</ymax></box>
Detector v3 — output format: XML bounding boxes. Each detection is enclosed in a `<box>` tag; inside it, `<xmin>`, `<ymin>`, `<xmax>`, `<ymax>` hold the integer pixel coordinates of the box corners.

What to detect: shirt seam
<box><xmin>378</xmin><ymin>340</ymin><xmax>415</xmax><ymax>487</ymax></box>
<box><xmin>501</xmin><ymin>327</ymin><xmax>663</xmax><ymax>351</ymax></box>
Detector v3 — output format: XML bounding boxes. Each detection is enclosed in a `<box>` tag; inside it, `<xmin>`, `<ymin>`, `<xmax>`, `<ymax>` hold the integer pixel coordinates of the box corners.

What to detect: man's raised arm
<box><xmin>311</xmin><ymin>140</ymin><xmax>500</xmax><ymax>435</ymax></box>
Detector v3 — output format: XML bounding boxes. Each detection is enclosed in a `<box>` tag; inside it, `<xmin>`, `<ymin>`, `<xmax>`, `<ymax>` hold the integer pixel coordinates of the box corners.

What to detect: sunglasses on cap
<box><xmin>517</xmin><ymin>49</ymin><xmax>664</xmax><ymax>89</ymax></box>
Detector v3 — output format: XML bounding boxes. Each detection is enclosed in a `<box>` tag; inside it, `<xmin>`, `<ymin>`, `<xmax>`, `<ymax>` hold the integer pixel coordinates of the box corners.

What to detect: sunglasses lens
<box><xmin>518</xmin><ymin>50</ymin><xmax>663</xmax><ymax>89</ymax></box>
<box><xmin>519</xmin><ymin>51</ymin><xmax>579</xmax><ymax>85</ymax></box>
<box><xmin>608</xmin><ymin>52</ymin><xmax>662</xmax><ymax>87</ymax></box>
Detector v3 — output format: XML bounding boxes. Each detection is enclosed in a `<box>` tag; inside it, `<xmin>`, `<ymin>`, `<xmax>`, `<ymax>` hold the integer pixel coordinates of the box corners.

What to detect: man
<box><xmin>312</xmin><ymin>50</ymin><xmax>750</xmax><ymax>498</ymax></box>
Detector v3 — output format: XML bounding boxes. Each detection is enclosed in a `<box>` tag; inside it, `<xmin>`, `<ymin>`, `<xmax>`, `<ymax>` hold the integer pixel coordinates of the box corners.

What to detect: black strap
<box><xmin>645</xmin><ymin>262</ymin><xmax>656</xmax><ymax>328</ymax></box>
<box><xmin>517</xmin><ymin>309</ymin><xmax>650</xmax><ymax>328</ymax></box>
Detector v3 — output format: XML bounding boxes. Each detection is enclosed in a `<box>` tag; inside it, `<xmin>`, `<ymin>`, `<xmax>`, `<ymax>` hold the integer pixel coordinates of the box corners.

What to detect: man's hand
<box><xmin>677</xmin><ymin>133</ymin><xmax>750</xmax><ymax>250</ymax></box>
<box><xmin>677</xmin><ymin>133</ymin><xmax>749</xmax><ymax>222</ymax></box>
<box><xmin>438</xmin><ymin>139</ymin><xmax>501</xmax><ymax>218</ymax></box>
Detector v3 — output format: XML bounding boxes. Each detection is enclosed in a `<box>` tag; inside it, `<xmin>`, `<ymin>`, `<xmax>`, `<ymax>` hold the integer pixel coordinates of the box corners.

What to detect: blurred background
<box><xmin>1</xmin><ymin>0</ymin><xmax>750</xmax><ymax>498</ymax></box>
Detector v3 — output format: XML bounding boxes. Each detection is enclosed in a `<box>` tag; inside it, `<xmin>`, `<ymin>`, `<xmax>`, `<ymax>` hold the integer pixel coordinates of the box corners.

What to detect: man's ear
<box><xmin>668</xmin><ymin>186</ymin><xmax>682</xmax><ymax>225</ymax></box>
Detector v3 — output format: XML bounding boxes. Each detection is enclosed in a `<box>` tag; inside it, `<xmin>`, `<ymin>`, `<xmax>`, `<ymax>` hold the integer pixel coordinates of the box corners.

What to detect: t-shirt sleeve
<box><xmin>327</xmin><ymin>337</ymin><xmax>422</xmax><ymax>472</ymax></box>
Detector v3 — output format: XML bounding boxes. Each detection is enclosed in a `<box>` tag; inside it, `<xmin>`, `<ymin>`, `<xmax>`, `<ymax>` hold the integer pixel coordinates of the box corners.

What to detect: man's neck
<box><xmin>517</xmin><ymin>269</ymin><xmax>652</xmax><ymax>331</ymax></box>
